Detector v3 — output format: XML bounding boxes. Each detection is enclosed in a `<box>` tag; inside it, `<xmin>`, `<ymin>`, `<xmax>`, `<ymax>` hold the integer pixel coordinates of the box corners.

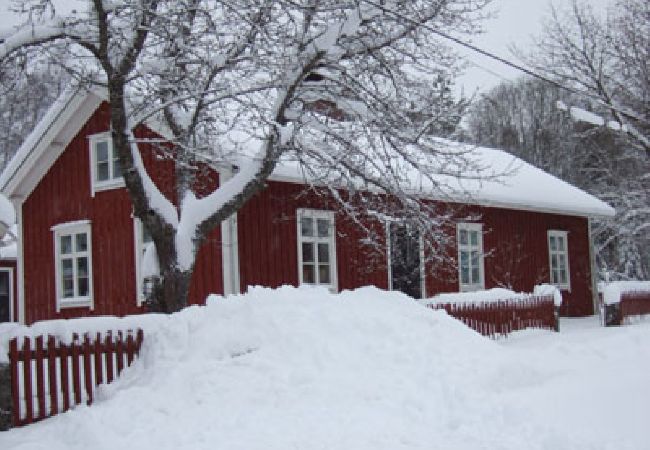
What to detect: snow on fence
<box><xmin>425</xmin><ymin>294</ymin><xmax>558</xmax><ymax>338</ymax></box>
<box><xmin>601</xmin><ymin>281</ymin><xmax>650</xmax><ymax>326</ymax></box>
<box><xmin>8</xmin><ymin>329</ymin><xmax>143</xmax><ymax>427</ymax></box>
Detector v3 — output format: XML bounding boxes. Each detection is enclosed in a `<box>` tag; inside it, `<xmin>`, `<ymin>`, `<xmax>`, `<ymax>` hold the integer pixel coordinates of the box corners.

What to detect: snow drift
<box><xmin>1</xmin><ymin>286</ymin><xmax>649</xmax><ymax>450</ymax></box>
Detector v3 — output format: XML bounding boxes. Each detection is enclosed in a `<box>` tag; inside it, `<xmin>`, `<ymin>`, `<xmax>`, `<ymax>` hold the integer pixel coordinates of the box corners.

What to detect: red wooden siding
<box><xmin>237</xmin><ymin>181</ymin><xmax>388</xmax><ymax>292</ymax></box>
<box><xmin>22</xmin><ymin>102</ymin><xmax>223</xmax><ymax>323</ymax></box>
<box><xmin>237</xmin><ymin>183</ymin><xmax>595</xmax><ymax>317</ymax></box>
<box><xmin>20</xmin><ymin>101</ymin><xmax>595</xmax><ymax>322</ymax></box>
<box><xmin>423</xmin><ymin>206</ymin><xmax>594</xmax><ymax>317</ymax></box>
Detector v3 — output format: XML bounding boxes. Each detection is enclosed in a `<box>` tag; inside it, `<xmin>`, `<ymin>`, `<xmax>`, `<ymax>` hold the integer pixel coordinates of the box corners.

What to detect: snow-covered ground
<box><xmin>1</xmin><ymin>286</ymin><xmax>648</xmax><ymax>450</ymax></box>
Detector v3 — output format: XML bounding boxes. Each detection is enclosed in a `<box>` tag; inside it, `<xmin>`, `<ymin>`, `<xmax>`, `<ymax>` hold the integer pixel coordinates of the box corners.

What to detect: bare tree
<box><xmin>526</xmin><ymin>0</ymin><xmax>649</xmax><ymax>158</ymax></box>
<box><xmin>0</xmin><ymin>0</ymin><xmax>492</xmax><ymax>311</ymax></box>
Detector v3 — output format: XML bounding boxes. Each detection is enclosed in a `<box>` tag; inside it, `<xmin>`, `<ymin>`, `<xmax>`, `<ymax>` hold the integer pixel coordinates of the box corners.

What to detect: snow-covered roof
<box><xmin>265</xmin><ymin>140</ymin><xmax>615</xmax><ymax>218</ymax></box>
<box><xmin>0</xmin><ymin>88</ymin><xmax>615</xmax><ymax>218</ymax></box>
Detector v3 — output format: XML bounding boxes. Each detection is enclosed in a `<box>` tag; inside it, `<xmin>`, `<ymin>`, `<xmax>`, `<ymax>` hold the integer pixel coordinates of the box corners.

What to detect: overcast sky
<box><xmin>456</xmin><ymin>0</ymin><xmax>613</xmax><ymax>95</ymax></box>
<box><xmin>1</xmin><ymin>0</ymin><xmax>613</xmax><ymax>94</ymax></box>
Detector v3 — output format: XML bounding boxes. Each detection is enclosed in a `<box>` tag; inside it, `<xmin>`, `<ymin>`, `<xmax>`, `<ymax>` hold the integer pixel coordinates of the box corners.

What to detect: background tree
<box><xmin>0</xmin><ymin>0</ymin><xmax>491</xmax><ymax>311</ymax></box>
<box><xmin>0</xmin><ymin>60</ymin><xmax>68</xmax><ymax>171</ymax></box>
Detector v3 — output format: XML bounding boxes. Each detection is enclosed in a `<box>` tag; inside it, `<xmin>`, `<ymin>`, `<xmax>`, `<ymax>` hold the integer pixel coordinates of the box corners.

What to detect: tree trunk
<box><xmin>147</xmin><ymin>267</ymin><xmax>192</xmax><ymax>314</ymax></box>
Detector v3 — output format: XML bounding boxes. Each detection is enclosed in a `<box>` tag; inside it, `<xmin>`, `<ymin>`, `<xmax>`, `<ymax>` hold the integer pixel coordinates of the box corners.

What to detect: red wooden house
<box><xmin>0</xmin><ymin>88</ymin><xmax>615</xmax><ymax>324</ymax></box>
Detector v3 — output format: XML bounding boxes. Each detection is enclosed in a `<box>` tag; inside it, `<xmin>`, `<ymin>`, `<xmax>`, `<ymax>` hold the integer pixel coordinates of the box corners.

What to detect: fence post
<box><xmin>83</xmin><ymin>334</ymin><xmax>93</xmax><ymax>405</ymax></box>
<box><xmin>71</xmin><ymin>334</ymin><xmax>82</xmax><ymax>406</ymax></box>
<box><xmin>34</xmin><ymin>336</ymin><xmax>46</xmax><ymax>420</ymax></box>
<box><xmin>23</xmin><ymin>337</ymin><xmax>33</xmax><ymax>425</ymax></box>
<box><xmin>9</xmin><ymin>338</ymin><xmax>20</xmax><ymax>427</ymax></box>
<box><xmin>604</xmin><ymin>303</ymin><xmax>621</xmax><ymax>326</ymax></box>
<box><xmin>47</xmin><ymin>336</ymin><xmax>58</xmax><ymax>417</ymax></box>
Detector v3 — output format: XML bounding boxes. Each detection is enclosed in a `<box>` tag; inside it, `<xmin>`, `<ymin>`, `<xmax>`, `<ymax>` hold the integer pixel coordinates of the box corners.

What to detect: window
<box><xmin>457</xmin><ymin>223</ymin><xmax>484</xmax><ymax>291</ymax></box>
<box><xmin>53</xmin><ymin>221</ymin><xmax>93</xmax><ymax>309</ymax></box>
<box><xmin>89</xmin><ymin>132</ymin><xmax>123</xmax><ymax>195</ymax></box>
<box><xmin>134</xmin><ymin>218</ymin><xmax>157</xmax><ymax>305</ymax></box>
<box><xmin>297</xmin><ymin>209</ymin><xmax>337</xmax><ymax>289</ymax></box>
<box><xmin>548</xmin><ymin>230</ymin><xmax>570</xmax><ymax>289</ymax></box>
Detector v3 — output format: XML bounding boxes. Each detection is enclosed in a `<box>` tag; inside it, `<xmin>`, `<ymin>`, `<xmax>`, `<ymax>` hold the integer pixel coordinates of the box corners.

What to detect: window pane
<box><xmin>75</xmin><ymin>233</ymin><xmax>87</xmax><ymax>252</ymax></box>
<box><xmin>302</xmin><ymin>242</ymin><xmax>314</xmax><ymax>263</ymax></box>
<box><xmin>96</xmin><ymin>141</ymin><xmax>109</xmax><ymax>162</ymax></box>
<box><xmin>459</xmin><ymin>229</ymin><xmax>468</xmax><ymax>245</ymax></box>
<box><xmin>557</xmin><ymin>236</ymin><xmax>565</xmax><ymax>251</ymax></box>
<box><xmin>461</xmin><ymin>267</ymin><xmax>470</xmax><ymax>284</ymax></box>
<box><xmin>113</xmin><ymin>156</ymin><xmax>122</xmax><ymax>179</ymax></box>
<box><xmin>471</xmin><ymin>251</ymin><xmax>479</xmax><ymax>269</ymax></box>
<box><xmin>319</xmin><ymin>264</ymin><xmax>330</xmax><ymax>284</ymax></box>
<box><xmin>471</xmin><ymin>267</ymin><xmax>480</xmax><ymax>284</ymax></box>
<box><xmin>551</xmin><ymin>254</ymin><xmax>558</xmax><ymax>270</ymax></box>
<box><xmin>551</xmin><ymin>269</ymin><xmax>559</xmax><ymax>284</ymax></box>
<box><xmin>560</xmin><ymin>269</ymin><xmax>567</xmax><ymax>285</ymax></box>
<box><xmin>78</xmin><ymin>278</ymin><xmax>89</xmax><ymax>297</ymax></box>
<box><xmin>77</xmin><ymin>257</ymin><xmax>88</xmax><ymax>277</ymax></box>
<box><xmin>470</xmin><ymin>231</ymin><xmax>478</xmax><ymax>246</ymax></box>
<box><xmin>62</xmin><ymin>259</ymin><xmax>74</xmax><ymax>297</ymax></box>
<box><xmin>549</xmin><ymin>236</ymin><xmax>557</xmax><ymax>251</ymax></box>
<box><xmin>60</xmin><ymin>235</ymin><xmax>72</xmax><ymax>254</ymax></box>
<box><xmin>302</xmin><ymin>264</ymin><xmax>315</xmax><ymax>283</ymax></box>
<box><xmin>460</xmin><ymin>250</ymin><xmax>469</xmax><ymax>268</ymax></box>
<box><xmin>97</xmin><ymin>161</ymin><xmax>110</xmax><ymax>181</ymax></box>
<box><xmin>317</xmin><ymin>243</ymin><xmax>329</xmax><ymax>263</ymax></box>
<box><xmin>317</xmin><ymin>218</ymin><xmax>330</xmax><ymax>237</ymax></box>
<box><xmin>558</xmin><ymin>254</ymin><xmax>566</xmax><ymax>270</ymax></box>
<box><xmin>301</xmin><ymin>217</ymin><xmax>314</xmax><ymax>237</ymax></box>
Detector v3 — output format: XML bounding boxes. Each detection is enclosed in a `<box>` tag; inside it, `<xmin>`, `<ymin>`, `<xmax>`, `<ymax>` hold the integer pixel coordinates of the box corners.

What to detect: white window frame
<box><xmin>548</xmin><ymin>230</ymin><xmax>571</xmax><ymax>290</ymax></box>
<box><xmin>457</xmin><ymin>222</ymin><xmax>485</xmax><ymax>292</ymax></box>
<box><xmin>52</xmin><ymin>220</ymin><xmax>93</xmax><ymax>310</ymax></box>
<box><xmin>0</xmin><ymin>267</ymin><xmax>14</xmax><ymax>322</ymax></box>
<box><xmin>296</xmin><ymin>209</ymin><xmax>338</xmax><ymax>291</ymax></box>
<box><xmin>89</xmin><ymin>131</ymin><xmax>124</xmax><ymax>196</ymax></box>
<box><xmin>133</xmin><ymin>218</ymin><xmax>155</xmax><ymax>306</ymax></box>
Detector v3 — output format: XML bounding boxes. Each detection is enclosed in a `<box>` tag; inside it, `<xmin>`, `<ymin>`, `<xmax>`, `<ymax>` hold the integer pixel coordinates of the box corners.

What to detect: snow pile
<box><xmin>602</xmin><ymin>281</ymin><xmax>650</xmax><ymax>305</ymax></box>
<box><xmin>533</xmin><ymin>284</ymin><xmax>563</xmax><ymax>307</ymax></box>
<box><xmin>423</xmin><ymin>285</ymin><xmax>562</xmax><ymax>307</ymax></box>
<box><xmin>423</xmin><ymin>287</ymin><xmax>528</xmax><ymax>305</ymax></box>
<box><xmin>1</xmin><ymin>286</ymin><xmax>649</xmax><ymax>450</ymax></box>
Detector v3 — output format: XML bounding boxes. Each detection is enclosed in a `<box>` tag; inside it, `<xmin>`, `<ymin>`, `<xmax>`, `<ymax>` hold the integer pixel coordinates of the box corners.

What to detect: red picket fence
<box><xmin>9</xmin><ymin>329</ymin><xmax>144</xmax><ymax>427</ymax></box>
<box><xmin>427</xmin><ymin>295</ymin><xmax>557</xmax><ymax>338</ymax></box>
<box><xmin>619</xmin><ymin>291</ymin><xmax>650</xmax><ymax>324</ymax></box>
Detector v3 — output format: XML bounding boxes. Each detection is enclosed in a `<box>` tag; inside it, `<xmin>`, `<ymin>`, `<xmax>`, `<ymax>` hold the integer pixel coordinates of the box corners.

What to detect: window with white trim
<box><xmin>53</xmin><ymin>221</ymin><xmax>93</xmax><ymax>308</ymax></box>
<box><xmin>89</xmin><ymin>132</ymin><xmax>123</xmax><ymax>194</ymax></box>
<box><xmin>457</xmin><ymin>223</ymin><xmax>484</xmax><ymax>291</ymax></box>
<box><xmin>134</xmin><ymin>218</ymin><xmax>155</xmax><ymax>305</ymax></box>
<box><xmin>548</xmin><ymin>230</ymin><xmax>570</xmax><ymax>289</ymax></box>
<box><xmin>297</xmin><ymin>209</ymin><xmax>337</xmax><ymax>289</ymax></box>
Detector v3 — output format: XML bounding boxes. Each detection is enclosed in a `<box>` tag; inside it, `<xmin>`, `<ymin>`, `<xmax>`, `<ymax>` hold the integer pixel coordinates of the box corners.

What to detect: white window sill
<box><xmin>459</xmin><ymin>284</ymin><xmax>485</xmax><ymax>293</ymax></box>
<box><xmin>93</xmin><ymin>179</ymin><xmax>125</xmax><ymax>195</ymax></box>
<box><xmin>59</xmin><ymin>297</ymin><xmax>93</xmax><ymax>309</ymax></box>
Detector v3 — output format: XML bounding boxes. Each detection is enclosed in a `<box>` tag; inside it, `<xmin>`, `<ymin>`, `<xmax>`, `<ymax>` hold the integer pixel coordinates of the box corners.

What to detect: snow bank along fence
<box><xmin>601</xmin><ymin>282</ymin><xmax>650</xmax><ymax>326</ymax></box>
<box><xmin>426</xmin><ymin>295</ymin><xmax>558</xmax><ymax>337</ymax></box>
<box><xmin>8</xmin><ymin>329</ymin><xmax>144</xmax><ymax>427</ymax></box>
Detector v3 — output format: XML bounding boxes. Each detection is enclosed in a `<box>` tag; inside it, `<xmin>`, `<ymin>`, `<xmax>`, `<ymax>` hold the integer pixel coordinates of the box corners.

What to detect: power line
<box><xmin>360</xmin><ymin>0</ymin><xmax>644</xmax><ymax>123</ymax></box>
